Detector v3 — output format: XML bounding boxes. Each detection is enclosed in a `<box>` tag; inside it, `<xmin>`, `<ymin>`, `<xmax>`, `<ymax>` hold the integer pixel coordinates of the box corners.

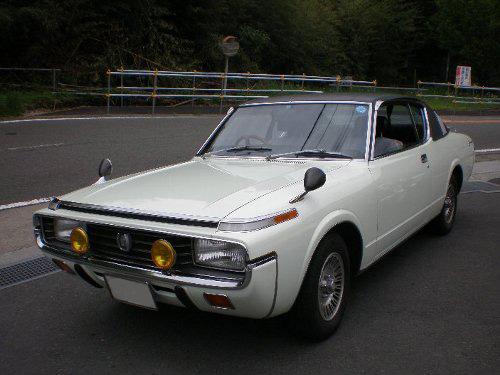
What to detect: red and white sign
<box><xmin>455</xmin><ymin>66</ymin><xmax>472</xmax><ymax>87</ymax></box>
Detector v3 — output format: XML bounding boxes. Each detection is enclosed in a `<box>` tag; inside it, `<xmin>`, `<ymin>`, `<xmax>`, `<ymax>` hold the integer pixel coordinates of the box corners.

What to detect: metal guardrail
<box><xmin>416</xmin><ymin>81</ymin><xmax>500</xmax><ymax>106</ymax></box>
<box><xmin>102</xmin><ymin>69</ymin><xmax>377</xmax><ymax>113</ymax></box>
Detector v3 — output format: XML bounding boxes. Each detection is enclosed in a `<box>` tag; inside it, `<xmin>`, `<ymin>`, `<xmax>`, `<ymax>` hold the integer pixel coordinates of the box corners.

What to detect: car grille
<box><xmin>40</xmin><ymin>217</ymin><xmax>193</xmax><ymax>270</ymax></box>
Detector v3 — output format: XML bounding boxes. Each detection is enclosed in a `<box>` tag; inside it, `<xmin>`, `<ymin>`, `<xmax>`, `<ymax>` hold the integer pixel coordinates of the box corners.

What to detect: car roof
<box><xmin>242</xmin><ymin>92</ymin><xmax>424</xmax><ymax>106</ymax></box>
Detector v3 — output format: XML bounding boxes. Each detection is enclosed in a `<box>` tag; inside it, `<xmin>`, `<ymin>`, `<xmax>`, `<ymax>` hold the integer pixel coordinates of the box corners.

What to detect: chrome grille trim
<box><xmin>54</xmin><ymin>200</ymin><xmax>219</xmax><ymax>228</ymax></box>
<box><xmin>41</xmin><ymin>217</ymin><xmax>194</xmax><ymax>271</ymax></box>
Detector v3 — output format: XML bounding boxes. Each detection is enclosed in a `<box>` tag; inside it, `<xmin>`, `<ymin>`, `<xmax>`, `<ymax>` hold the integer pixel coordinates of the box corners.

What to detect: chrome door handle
<box><xmin>421</xmin><ymin>154</ymin><xmax>428</xmax><ymax>163</ymax></box>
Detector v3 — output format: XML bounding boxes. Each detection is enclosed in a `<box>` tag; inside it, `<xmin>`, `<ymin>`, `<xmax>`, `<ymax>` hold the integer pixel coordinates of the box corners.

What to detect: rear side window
<box><xmin>409</xmin><ymin>104</ymin><xmax>425</xmax><ymax>142</ymax></box>
<box><xmin>427</xmin><ymin>110</ymin><xmax>448</xmax><ymax>140</ymax></box>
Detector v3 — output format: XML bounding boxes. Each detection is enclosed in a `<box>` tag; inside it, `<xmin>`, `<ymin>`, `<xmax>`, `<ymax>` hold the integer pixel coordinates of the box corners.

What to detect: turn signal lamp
<box><xmin>273</xmin><ymin>209</ymin><xmax>298</xmax><ymax>224</ymax></box>
<box><xmin>70</xmin><ymin>227</ymin><xmax>90</xmax><ymax>254</ymax></box>
<box><xmin>151</xmin><ymin>239</ymin><xmax>176</xmax><ymax>270</ymax></box>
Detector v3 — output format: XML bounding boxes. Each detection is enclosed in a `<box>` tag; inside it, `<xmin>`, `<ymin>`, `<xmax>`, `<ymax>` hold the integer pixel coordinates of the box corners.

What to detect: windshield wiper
<box><xmin>266</xmin><ymin>149</ymin><xmax>352</xmax><ymax>161</ymax></box>
<box><xmin>203</xmin><ymin>145</ymin><xmax>272</xmax><ymax>158</ymax></box>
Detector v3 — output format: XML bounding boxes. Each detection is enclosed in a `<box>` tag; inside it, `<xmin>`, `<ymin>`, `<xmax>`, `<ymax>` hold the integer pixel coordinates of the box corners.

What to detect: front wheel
<box><xmin>288</xmin><ymin>232</ymin><xmax>351</xmax><ymax>341</ymax></box>
<box><xmin>430</xmin><ymin>177</ymin><xmax>458</xmax><ymax>235</ymax></box>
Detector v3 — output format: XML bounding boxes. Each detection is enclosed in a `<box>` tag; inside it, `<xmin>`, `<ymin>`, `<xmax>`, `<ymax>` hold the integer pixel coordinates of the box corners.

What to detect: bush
<box><xmin>0</xmin><ymin>92</ymin><xmax>24</xmax><ymax>117</ymax></box>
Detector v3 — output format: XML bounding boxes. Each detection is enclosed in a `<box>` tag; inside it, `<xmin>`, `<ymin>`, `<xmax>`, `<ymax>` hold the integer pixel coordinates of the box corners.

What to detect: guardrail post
<box><xmin>281</xmin><ymin>74</ymin><xmax>285</xmax><ymax>92</ymax></box>
<box><xmin>106</xmin><ymin>69</ymin><xmax>111</xmax><ymax>114</ymax></box>
<box><xmin>191</xmin><ymin>70</ymin><xmax>196</xmax><ymax>109</ymax></box>
<box><xmin>246</xmin><ymin>71</ymin><xmax>250</xmax><ymax>95</ymax></box>
<box><xmin>373</xmin><ymin>80</ymin><xmax>377</xmax><ymax>93</ymax></box>
<box><xmin>152</xmin><ymin>69</ymin><xmax>158</xmax><ymax>115</ymax></box>
<box><xmin>120</xmin><ymin>66</ymin><xmax>124</xmax><ymax>107</ymax></box>
<box><xmin>336</xmin><ymin>76</ymin><xmax>340</xmax><ymax>92</ymax></box>
<box><xmin>302</xmin><ymin>73</ymin><xmax>305</xmax><ymax>91</ymax></box>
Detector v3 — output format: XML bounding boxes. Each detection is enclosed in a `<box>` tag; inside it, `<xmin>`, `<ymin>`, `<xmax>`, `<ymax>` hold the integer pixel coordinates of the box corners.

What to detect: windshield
<box><xmin>203</xmin><ymin>103</ymin><xmax>370</xmax><ymax>159</ymax></box>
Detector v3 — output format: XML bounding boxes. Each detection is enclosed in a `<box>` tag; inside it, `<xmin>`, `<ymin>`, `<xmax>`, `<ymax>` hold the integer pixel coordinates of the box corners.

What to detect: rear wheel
<box><xmin>288</xmin><ymin>232</ymin><xmax>350</xmax><ymax>341</ymax></box>
<box><xmin>430</xmin><ymin>177</ymin><xmax>458</xmax><ymax>235</ymax></box>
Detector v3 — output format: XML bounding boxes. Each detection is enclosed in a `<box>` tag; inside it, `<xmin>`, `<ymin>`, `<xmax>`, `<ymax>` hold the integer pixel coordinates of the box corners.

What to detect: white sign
<box><xmin>455</xmin><ymin>66</ymin><xmax>471</xmax><ymax>87</ymax></box>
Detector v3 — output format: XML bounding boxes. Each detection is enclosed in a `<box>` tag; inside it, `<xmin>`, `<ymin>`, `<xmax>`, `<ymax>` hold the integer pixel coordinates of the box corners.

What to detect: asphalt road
<box><xmin>1</xmin><ymin>115</ymin><xmax>500</xmax><ymax>205</ymax></box>
<box><xmin>0</xmin><ymin>114</ymin><xmax>499</xmax><ymax>374</ymax></box>
<box><xmin>0</xmin><ymin>116</ymin><xmax>221</xmax><ymax>205</ymax></box>
<box><xmin>0</xmin><ymin>192</ymin><xmax>498</xmax><ymax>374</ymax></box>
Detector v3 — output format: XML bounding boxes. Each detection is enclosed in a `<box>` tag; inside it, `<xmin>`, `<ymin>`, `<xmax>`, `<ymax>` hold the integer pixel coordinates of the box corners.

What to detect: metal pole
<box><xmin>223</xmin><ymin>56</ymin><xmax>229</xmax><ymax>95</ymax></box>
<box><xmin>106</xmin><ymin>69</ymin><xmax>111</xmax><ymax>114</ymax></box>
<box><xmin>220</xmin><ymin>57</ymin><xmax>229</xmax><ymax>114</ymax></box>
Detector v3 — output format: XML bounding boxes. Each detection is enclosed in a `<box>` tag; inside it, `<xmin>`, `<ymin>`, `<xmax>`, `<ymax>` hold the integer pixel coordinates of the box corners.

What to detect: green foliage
<box><xmin>0</xmin><ymin>0</ymin><xmax>499</xmax><ymax>86</ymax></box>
<box><xmin>0</xmin><ymin>92</ymin><xmax>23</xmax><ymax>116</ymax></box>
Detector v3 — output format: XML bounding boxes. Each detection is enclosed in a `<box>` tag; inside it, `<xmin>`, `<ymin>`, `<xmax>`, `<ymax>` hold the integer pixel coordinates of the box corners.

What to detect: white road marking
<box><xmin>0</xmin><ymin>198</ymin><xmax>51</xmax><ymax>211</ymax></box>
<box><xmin>7</xmin><ymin>143</ymin><xmax>65</xmax><ymax>151</ymax></box>
<box><xmin>0</xmin><ymin>114</ymin><xmax>219</xmax><ymax>124</ymax></box>
<box><xmin>475</xmin><ymin>148</ymin><xmax>500</xmax><ymax>153</ymax></box>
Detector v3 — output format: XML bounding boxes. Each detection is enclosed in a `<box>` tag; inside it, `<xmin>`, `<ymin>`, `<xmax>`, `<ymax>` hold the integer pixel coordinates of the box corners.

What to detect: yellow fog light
<box><xmin>151</xmin><ymin>239</ymin><xmax>176</xmax><ymax>270</ymax></box>
<box><xmin>70</xmin><ymin>227</ymin><xmax>89</xmax><ymax>254</ymax></box>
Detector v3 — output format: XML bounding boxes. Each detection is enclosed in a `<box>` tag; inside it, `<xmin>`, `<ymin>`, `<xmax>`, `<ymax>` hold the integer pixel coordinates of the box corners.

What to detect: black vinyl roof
<box><xmin>243</xmin><ymin>92</ymin><xmax>424</xmax><ymax>106</ymax></box>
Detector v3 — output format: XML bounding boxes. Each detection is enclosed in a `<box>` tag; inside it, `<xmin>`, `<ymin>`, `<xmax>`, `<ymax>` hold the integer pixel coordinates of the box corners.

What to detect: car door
<box><xmin>368</xmin><ymin>101</ymin><xmax>433</xmax><ymax>258</ymax></box>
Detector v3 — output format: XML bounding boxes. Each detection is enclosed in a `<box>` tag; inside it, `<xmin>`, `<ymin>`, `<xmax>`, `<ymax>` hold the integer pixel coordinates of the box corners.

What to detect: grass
<box><xmin>0</xmin><ymin>89</ymin><xmax>83</xmax><ymax>118</ymax></box>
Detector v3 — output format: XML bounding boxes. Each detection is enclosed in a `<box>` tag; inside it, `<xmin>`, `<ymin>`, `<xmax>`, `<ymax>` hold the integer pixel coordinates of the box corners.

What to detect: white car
<box><xmin>33</xmin><ymin>94</ymin><xmax>474</xmax><ymax>340</ymax></box>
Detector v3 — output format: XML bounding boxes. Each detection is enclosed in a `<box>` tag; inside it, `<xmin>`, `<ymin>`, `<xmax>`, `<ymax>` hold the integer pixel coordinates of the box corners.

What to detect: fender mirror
<box><xmin>96</xmin><ymin>158</ymin><xmax>113</xmax><ymax>184</ymax></box>
<box><xmin>290</xmin><ymin>167</ymin><xmax>326</xmax><ymax>203</ymax></box>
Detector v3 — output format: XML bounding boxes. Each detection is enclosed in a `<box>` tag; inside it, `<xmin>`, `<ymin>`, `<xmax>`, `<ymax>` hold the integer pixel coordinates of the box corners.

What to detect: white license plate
<box><xmin>105</xmin><ymin>275</ymin><xmax>157</xmax><ymax>310</ymax></box>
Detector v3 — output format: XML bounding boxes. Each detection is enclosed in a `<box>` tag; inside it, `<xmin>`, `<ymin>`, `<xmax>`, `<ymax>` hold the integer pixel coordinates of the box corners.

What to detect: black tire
<box><xmin>288</xmin><ymin>232</ymin><xmax>351</xmax><ymax>341</ymax></box>
<box><xmin>430</xmin><ymin>176</ymin><xmax>458</xmax><ymax>235</ymax></box>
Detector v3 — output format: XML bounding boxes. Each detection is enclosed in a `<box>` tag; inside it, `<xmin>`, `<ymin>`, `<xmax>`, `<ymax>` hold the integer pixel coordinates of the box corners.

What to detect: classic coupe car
<box><xmin>33</xmin><ymin>93</ymin><xmax>474</xmax><ymax>340</ymax></box>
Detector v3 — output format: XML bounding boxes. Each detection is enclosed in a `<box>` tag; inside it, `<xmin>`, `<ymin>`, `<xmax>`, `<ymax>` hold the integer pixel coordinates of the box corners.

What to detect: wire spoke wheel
<box><xmin>443</xmin><ymin>183</ymin><xmax>456</xmax><ymax>224</ymax></box>
<box><xmin>317</xmin><ymin>252</ymin><xmax>345</xmax><ymax>321</ymax></box>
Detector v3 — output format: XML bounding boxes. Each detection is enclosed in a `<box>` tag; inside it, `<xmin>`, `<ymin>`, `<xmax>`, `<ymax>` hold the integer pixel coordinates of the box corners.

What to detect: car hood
<box><xmin>60</xmin><ymin>157</ymin><xmax>350</xmax><ymax>220</ymax></box>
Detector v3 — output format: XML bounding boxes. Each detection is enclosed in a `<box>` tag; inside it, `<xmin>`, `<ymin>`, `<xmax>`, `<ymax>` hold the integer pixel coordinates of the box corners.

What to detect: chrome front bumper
<box><xmin>35</xmin><ymin>232</ymin><xmax>278</xmax><ymax>319</ymax></box>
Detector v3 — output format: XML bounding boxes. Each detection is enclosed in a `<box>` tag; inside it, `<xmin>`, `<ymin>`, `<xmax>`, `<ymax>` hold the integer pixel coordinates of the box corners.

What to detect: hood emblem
<box><xmin>116</xmin><ymin>233</ymin><xmax>133</xmax><ymax>252</ymax></box>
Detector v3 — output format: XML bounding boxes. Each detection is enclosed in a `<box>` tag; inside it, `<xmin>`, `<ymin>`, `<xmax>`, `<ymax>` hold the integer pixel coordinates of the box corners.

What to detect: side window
<box><xmin>374</xmin><ymin>102</ymin><xmax>422</xmax><ymax>158</ymax></box>
<box><xmin>409</xmin><ymin>104</ymin><xmax>425</xmax><ymax>142</ymax></box>
<box><xmin>427</xmin><ymin>110</ymin><xmax>448</xmax><ymax>140</ymax></box>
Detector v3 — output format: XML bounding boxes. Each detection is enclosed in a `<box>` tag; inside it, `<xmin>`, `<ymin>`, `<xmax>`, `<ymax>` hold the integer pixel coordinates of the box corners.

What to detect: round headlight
<box><xmin>70</xmin><ymin>227</ymin><xmax>89</xmax><ymax>254</ymax></box>
<box><xmin>151</xmin><ymin>239</ymin><xmax>176</xmax><ymax>270</ymax></box>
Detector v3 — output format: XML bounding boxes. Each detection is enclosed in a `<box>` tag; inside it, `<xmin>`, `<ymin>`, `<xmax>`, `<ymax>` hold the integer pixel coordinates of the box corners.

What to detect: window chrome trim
<box><xmin>240</xmin><ymin>100</ymin><xmax>371</xmax><ymax>107</ymax></box>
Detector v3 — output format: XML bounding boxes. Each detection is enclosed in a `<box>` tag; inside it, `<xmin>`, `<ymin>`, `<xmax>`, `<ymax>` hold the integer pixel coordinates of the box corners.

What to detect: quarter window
<box><xmin>409</xmin><ymin>104</ymin><xmax>425</xmax><ymax>142</ymax></box>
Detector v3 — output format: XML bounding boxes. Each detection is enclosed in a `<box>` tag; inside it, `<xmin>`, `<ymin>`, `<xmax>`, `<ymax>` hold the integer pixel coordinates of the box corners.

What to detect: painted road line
<box><xmin>8</xmin><ymin>143</ymin><xmax>65</xmax><ymax>151</ymax></box>
<box><xmin>0</xmin><ymin>114</ymin><xmax>219</xmax><ymax>124</ymax></box>
<box><xmin>0</xmin><ymin>198</ymin><xmax>50</xmax><ymax>211</ymax></box>
<box><xmin>444</xmin><ymin>119</ymin><xmax>500</xmax><ymax>124</ymax></box>
<box><xmin>475</xmin><ymin>148</ymin><xmax>500</xmax><ymax>153</ymax></box>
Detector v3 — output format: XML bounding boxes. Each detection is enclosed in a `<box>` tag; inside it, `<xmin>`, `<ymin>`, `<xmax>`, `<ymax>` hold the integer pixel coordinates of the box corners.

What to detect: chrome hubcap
<box><xmin>318</xmin><ymin>252</ymin><xmax>345</xmax><ymax>321</ymax></box>
<box><xmin>444</xmin><ymin>184</ymin><xmax>456</xmax><ymax>224</ymax></box>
